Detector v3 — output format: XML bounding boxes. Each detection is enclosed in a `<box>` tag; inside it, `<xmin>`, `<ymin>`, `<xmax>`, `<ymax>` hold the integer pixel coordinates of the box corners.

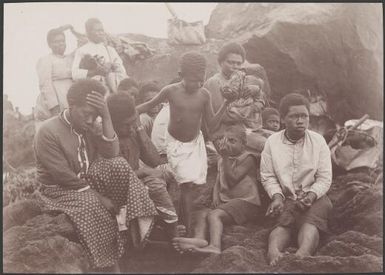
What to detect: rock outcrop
<box><xmin>3</xmin><ymin>168</ymin><xmax>383</xmax><ymax>273</ymax></box>
<box><xmin>123</xmin><ymin>3</ymin><xmax>382</xmax><ymax>124</ymax></box>
<box><xmin>207</xmin><ymin>3</ymin><xmax>383</xmax><ymax>123</ymax></box>
<box><xmin>3</xmin><ymin>212</ymin><xmax>88</xmax><ymax>273</ymax></box>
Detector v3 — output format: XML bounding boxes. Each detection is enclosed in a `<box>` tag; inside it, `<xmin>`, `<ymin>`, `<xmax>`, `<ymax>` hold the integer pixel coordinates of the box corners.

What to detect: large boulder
<box><xmin>207</xmin><ymin>3</ymin><xmax>383</xmax><ymax>123</ymax></box>
<box><xmin>3</xmin><ymin>201</ymin><xmax>89</xmax><ymax>273</ymax></box>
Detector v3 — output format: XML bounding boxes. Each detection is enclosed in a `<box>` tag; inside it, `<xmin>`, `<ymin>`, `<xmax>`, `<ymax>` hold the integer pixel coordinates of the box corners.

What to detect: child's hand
<box><xmin>218</xmin><ymin>138</ymin><xmax>230</xmax><ymax>156</ymax></box>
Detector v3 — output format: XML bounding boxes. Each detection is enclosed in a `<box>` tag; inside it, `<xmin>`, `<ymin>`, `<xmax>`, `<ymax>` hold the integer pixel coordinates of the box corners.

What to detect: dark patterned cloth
<box><xmin>39</xmin><ymin>157</ymin><xmax>158</xmax><ymax>268</ymax></box>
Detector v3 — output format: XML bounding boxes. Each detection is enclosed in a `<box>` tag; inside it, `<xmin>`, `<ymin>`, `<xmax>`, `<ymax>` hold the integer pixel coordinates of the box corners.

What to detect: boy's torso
<box><xmin>167</xmin><ymin>84</ymin><xmax>208</xmax><ymax>142</ymax></box>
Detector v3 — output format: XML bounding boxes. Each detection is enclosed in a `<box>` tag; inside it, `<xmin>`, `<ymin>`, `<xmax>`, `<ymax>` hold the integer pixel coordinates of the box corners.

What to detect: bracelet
<box><xmin>77</xmin><ymin>186</ymin><xmax>90</xmax><ymax>192</ymax></box>
<box><xmin>101</xmin><ymin>133</ymin><xmax>118</xmax><ymax>142</ymax></box>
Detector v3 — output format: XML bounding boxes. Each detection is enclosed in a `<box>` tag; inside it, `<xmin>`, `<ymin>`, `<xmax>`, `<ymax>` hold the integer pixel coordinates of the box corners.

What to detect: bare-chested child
<box><xmin>172</xmin><ymin>125</ymin><xmax>266</xmax><ymax>254</ymax></box>
<box><xmin>136</xmin><ymin>52</ymin><xmax>236</xmax><ymax>236</ymax></box>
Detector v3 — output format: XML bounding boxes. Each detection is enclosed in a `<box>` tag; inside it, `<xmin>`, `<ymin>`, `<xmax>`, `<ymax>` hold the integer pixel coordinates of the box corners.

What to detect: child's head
<box><xmin>262</xmin><ymin>107</ymin><xmax>281</xmax><ymax>132</ymax></box>
<box><xmin>179</xmin><ymin>52</ymin><xmax>206</xmax><ymax>93</ymax></box>
<box><xmin>220</xmin><ymin>124</ymin><xmax>247</xmax><ymax>157</ymax></box>
<box><xmin>244</xmin><ymin>75</ymin><xmax>264</xmax><ymax>96</ymax></box>
<box><xmin>117</xmin><ymin>78</ymin><xmax>139</xmax><ymax>102</ymax></box>
<box><xmin>138</xmin><ymin>82</ymin><xmax>161</xmax><ymax>117</ymax></box>
<box><xmin>107</xmin><ymin>92</ymin><xmax>136</xmax><ymax>138</ymax></box>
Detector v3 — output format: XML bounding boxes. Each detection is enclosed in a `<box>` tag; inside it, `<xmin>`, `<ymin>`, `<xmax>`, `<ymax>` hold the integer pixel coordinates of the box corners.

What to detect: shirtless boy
<box><xmin>137</xmin><ymin>52</ymin><xmax>235</xmax><ymax>235</ymax></box>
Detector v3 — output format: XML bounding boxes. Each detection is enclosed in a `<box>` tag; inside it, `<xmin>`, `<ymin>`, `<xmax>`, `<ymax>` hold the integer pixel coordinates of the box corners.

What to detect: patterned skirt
<box><xmin>38</xmin><ymin>157</ymin><xmax>158</xmax><ymax>268</ymax></box>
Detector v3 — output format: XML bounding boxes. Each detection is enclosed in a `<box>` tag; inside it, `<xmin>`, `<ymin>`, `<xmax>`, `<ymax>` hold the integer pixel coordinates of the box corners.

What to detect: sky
<box><xmin>4</xmin><ymin>2</ymin><xmax>218</xmax><ymax>114</ymax></box>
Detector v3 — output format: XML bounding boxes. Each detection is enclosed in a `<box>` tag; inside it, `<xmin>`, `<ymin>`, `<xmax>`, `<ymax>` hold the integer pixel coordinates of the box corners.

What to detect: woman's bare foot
<box><xmin>268</xmin><ymin>250</ymin><xmax>288</xmax><ymax>266</ymax></box>
<box><xmin>192</xmin><ymin>244</ymin><xmax>221</xmax><ymax>255</ymax></box>
<box><xmin>171</xmin><ymin>237</ymin><xmax>208</xmax><ymax>254</ymax></box>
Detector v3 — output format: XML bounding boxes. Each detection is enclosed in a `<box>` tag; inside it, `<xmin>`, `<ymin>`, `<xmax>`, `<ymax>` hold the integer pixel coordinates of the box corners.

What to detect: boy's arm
<box><xmin>222</xmin><ymin>155</ymin><xmax>258</xmax><ymax>188</ymax></box>
<box><xmin>136</xmin><ymin>87</ymin><xmax>169</xmax><ymax>114</ymax></box>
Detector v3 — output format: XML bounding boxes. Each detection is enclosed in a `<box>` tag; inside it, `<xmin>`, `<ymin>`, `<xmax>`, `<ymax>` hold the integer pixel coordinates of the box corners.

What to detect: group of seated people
<box><xmin>34</xmin><ymin>18</ymin><xmax>332</xmax><ymax>273</ymax></box>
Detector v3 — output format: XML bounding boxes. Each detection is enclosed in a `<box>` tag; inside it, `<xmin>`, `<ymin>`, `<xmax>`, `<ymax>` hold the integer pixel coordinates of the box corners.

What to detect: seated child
<box><xmin>172</xmin><ymin>125</ymin><xmax>267</xmax><ymax>254</ymax></box>
<box><xmin>137</xmin><ymin>82</ymin><xmax>163</xmax><ymax>136</ymax></box>
<box><xmin>262</xmin><ymin>107</ymin><xmax>281</xmax><ymax>132</ymax></box>
<box><xmin>107</xmin><ymin>92</ymin><xmax>182</xmax><ymax>239</ymax></box>
<box><xmin>221</xmin><ymin>69</ymin><xmax>266</xmax><ymax>129</ymax></box>
<box><xmin>117</xmin><ymin>78</ymin><xmax>140</xmax><ymax>102</ymax></box>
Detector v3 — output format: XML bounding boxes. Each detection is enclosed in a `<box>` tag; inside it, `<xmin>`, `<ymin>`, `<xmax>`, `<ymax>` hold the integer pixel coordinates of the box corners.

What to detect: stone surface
<box><xmin>3</xmin><ymin>199</ymin><xmax>42</xmax><ymax>231</ymax></box>
<box><xmin>3</xmin><ymin>212</ymin><xmax>88</xmax><ymax>273</ymax></box>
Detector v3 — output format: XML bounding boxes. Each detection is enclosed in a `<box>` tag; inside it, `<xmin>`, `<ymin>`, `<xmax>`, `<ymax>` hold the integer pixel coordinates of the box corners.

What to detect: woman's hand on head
<box><xmin>86</xmin><ymin>91</ymin><xmax>109</xmax><ymax>119</ymax></box>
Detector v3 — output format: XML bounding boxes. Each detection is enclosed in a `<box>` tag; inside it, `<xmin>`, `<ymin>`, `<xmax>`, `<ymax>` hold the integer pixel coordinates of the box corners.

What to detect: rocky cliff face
<box><xmin>206</xmin><ymin>3</ymin><xmax>383</xmax><ymax>123</ymax></box>
<box><xmin>125</xmin><ymin>3</ymin><xmax>382</xmax><ymax>124</ymax></box>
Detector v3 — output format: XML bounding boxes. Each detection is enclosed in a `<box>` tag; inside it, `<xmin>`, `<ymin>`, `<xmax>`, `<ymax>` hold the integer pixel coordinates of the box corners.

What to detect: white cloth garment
<box><xmin>165</xmin><ymin>130</ymin><xmax>207</xmax><ymax>185</ymax></box>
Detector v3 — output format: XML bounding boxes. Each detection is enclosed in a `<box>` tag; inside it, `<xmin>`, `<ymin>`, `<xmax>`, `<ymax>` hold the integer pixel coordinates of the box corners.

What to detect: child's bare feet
<box><xmin>171</xmin><ymin>237</ymin><xmax>208</xmax><ymax>254</ymax></box>
<box><xmin>268</xmin><ymin>250</ymin><xmax>288</xmax><ymax>266</ymax></box>
<box><xmin>192</xmin><ymin>244</ymin><xmax>221</xmax><ymax>255</ymax></box>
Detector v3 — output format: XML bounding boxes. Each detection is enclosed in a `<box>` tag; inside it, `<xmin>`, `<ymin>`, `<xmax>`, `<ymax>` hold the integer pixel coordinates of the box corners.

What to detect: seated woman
<box><xmin>34</xmin><ymin>79</ymin><xmax>157</xmax><ymax>272</ymax></box>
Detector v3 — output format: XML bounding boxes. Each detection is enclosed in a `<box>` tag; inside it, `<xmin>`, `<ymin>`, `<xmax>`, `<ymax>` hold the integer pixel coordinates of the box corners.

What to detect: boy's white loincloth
<box><xmin>165</xmin><ymin>130</ymin><xmax>207</xmax><ymax>185</ymax></box>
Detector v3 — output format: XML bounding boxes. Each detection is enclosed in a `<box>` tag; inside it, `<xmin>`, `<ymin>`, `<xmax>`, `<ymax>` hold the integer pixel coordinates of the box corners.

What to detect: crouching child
<box><xmin>172</xmin><ymin>125</ymin><xmax>267</xmax><ymax>254</ymax></box>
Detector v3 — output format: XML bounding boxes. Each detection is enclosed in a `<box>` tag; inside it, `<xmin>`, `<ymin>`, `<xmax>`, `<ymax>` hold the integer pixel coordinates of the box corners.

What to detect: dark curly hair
<box><xmin>117</xmin><ymin>78</ymin><xmax>139</xmax><ymax>91</ymax></box>
<box><xmin>217</xmin><ymin>42</ymin><xmax>246</xmax><ymax>64</ymax></box>
<box><xmin>67</xmin><ymin>79</ymin><xmax>107</xmax><ymax>107</ymax></box>
<box><xmin>107</xmin><ymin>92</ymin><xmax>136</xmax><ymax>128</ymax></box>
<box><xmin>279</xmin><ymin>93</ymin><xmax>310</xmax><ymax>118</ymax></box>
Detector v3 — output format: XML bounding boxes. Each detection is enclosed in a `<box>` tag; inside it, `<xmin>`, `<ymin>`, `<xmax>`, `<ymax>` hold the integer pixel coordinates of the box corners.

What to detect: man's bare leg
<box><xmin>193</xmin><ymin>209</ymin><xmax>233</xmax><ymax>254</ymax></box>
<box><xmin>295</xmin><ymin>223</ymin><xmax>319</xmax><ymax>258</ymax></box>
<box><xmin>267</xmin><ymin>226</ymin><xmax>292</xmax><ymax>266</ymax></box>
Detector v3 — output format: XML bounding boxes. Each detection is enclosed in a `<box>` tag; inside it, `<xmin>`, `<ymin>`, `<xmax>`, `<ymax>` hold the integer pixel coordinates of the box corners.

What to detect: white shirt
<box><xmin>260</xmin><ymin>129</ymin><xmax>332</xmax><ymax>200</ymax></box>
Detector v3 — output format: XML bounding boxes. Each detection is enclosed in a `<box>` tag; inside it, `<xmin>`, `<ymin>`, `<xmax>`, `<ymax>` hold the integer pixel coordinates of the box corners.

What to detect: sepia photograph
<box><xmin>3</xmin><ymin>2</ymin><xmax>383</xmax><ymax>273</ymax></box>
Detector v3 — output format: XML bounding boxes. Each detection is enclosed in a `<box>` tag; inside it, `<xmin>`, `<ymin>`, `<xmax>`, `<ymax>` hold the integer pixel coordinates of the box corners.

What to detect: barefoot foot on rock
<box><xmin>192</xmin><ymin>244</ymin><xmax>221</xmax><ymax>255</ymax></box>
<box><xmin>171</xmin><ymin>237</ymin><xmax>208</xmax><ymax>254</ymax></box>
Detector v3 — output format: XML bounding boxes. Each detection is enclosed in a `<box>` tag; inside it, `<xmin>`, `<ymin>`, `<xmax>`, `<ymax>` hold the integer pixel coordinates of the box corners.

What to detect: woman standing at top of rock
<box><xmin>34</xmin><ymin>79</ymin><xmax>157</xmax><ymax>272</ymax></box>
<box><xmin>35</xmin><ymin>25</ymin><xmax>77</xmax><ymax>128</ymax></box>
